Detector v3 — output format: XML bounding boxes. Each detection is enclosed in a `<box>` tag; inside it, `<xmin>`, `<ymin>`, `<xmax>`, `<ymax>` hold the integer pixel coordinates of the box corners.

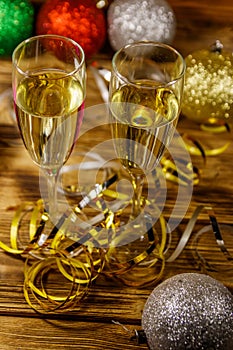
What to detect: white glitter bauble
<box><xmin>142</xmin><ymin>273</ymin><xmax>233</xmax><ymax>350</ymax></box>
<box><xmin>107</xmin><ymin>0</ymin><xmax>176</xmax><ymax>51</ymax></box>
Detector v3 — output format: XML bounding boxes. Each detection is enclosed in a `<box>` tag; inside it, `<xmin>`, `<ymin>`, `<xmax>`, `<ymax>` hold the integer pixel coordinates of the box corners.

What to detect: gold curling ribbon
<box><xmin>160</xmin><ymin>157</ymin><xmax>200</xmax><ymax>186</ymax></box>
<box><xmin>0</xmin><ymin>201</ymin><xmax>46</xmax><ymax>255</ymax></box>
<box><xmin>23</xmin><ymin>233</ymin><xmax>105</xmax><ymax>312</ymax></box>
<box><xmin>200</xmin><ymin>122</ymin><xmax>231</xmax><ymax>134</ymax></box>
<box><xmin>166</xmin><ymin>205</ymin><xmax>233</xmax><ymax>277</ymax></box>
<box><xmin>183</xmin><ymin>132</ymin><xmax>231</xmax><ymax>157</ymax></box>
<box><xmin>2</xmin><ymin>171</ymin><xmax>232</xmax><ymax>310</ymax></box>
<box><xmin>0</xmin><ymin>171</ymin><xmax>194</xmax><ymax>292</ymax></box>
<box><xmin>102</xmin><ymin>214</ymin><xmax>167</xmax><ymax>287</ymax></box>
<box><xmin>0</xmin><ymin>200</ymin><xmax>106</xmax><ymax>312</ymax></box>
<box><xmin>24</xmin><ymin>254</ymin><xmax>90</xmax><ymax>312</ymax></box>
<box><xmin>11</xmin><ymin>202</ymin><xmax>34</xmax><ymax>253</ymax></box>
<box><xmin>0</xmin><ymin>174</ymin><xmax>122</xmax><ymax>312</ymax></box>
<box><xmin>191</xmin><ymin>208</ymin><xmax>233</xmax><ymax>273</ymax></box>
<box><xmin>166</xmin><ymin>205</ymin><xmax>204</xmax><ymax>262</ymax></box>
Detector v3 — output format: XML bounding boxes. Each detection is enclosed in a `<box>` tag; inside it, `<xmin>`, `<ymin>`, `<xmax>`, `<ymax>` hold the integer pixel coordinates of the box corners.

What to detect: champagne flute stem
<box><xmin>131</xmin><ymin>174</ymin><xmax>144</xmax><ymax>219</ymax></box>
<box><xmin>44</xmin><ymin>170</ymin><xmax>59</xmax><ymax>220</ymax></box>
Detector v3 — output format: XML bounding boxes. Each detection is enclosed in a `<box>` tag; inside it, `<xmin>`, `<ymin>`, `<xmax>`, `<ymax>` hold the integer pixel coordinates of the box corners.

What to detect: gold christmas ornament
<box><xmin>182</xmin><ymin>41</ymin><xmax>233</xmax><ymax>126</ymax></box>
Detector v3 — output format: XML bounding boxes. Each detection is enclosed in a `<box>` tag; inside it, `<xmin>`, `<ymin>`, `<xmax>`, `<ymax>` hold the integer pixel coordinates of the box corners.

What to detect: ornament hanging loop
<box><xmin>130</xmin><ymin>329</ymin><xmax>148</xmax><ymax>345</ymax></box>
<box><xmin>211</xmin><ymin>40</ymin><xmax>223</xmax><ymax>53</ymax></box>
<box><xmin>112</xmin><ymin>320</ymin><xmax>148</xmax><ymax>345</ymax></box>
<box><xmin>96</xmin><ymin>0</ymin><xmax>109</xmax><ymax>9</ymax></box>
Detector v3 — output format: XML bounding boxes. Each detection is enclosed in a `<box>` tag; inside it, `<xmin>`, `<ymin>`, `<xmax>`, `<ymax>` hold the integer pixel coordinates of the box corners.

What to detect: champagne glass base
<box><xmin>59</xmin><ymin>151</ymin><xmax>114</xmax><ymax>196</ymax></box>
<box><xmin>103</xmin><ymin>218</ymin><xmax>166</xmax><ymax>287</ymax></box>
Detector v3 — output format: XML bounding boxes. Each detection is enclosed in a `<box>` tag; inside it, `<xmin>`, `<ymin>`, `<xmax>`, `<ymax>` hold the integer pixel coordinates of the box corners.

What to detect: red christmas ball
<box><xmin>36</xmin><ymin>0</ymin><xmax>107</xmax><ymax>59</ymax></box>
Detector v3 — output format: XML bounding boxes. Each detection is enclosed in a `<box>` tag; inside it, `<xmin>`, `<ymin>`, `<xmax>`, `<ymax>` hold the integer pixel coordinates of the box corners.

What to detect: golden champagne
<box><xmin>110</xmin><ymin>81</ymin><xmax>179</xmax><ymax>176</ymax></box>
<box><xmin>15</xmin><ymin>70</ymin><xmax>84</xmax><ymax>171</ymax></box>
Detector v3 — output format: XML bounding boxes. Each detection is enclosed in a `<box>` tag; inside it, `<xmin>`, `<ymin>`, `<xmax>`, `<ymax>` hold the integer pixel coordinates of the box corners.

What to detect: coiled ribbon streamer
<box><xmin>0</xmin><ymin>172</ymin><xmax>232</xmax><ymax>311</ymax></box>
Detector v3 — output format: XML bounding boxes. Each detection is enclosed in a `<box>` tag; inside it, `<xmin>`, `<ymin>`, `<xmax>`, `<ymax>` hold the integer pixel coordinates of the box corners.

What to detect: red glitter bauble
<box><xmin>36</xmin><ymin>0</ymin><xmax>107</xmax><ymax>59</ymax></box>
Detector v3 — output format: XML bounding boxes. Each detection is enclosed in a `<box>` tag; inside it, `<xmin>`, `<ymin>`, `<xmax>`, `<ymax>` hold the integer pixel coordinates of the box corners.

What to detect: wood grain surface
<box><xmin>0</xmin><ymin>1</ymin><xmax>232</xmax><ymax>349</ymax></box>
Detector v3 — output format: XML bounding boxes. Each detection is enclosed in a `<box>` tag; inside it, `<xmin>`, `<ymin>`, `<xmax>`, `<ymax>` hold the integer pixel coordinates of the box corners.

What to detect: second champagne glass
<box><xmin>12</xmin><ymin>35</ymin><xmax>86</xmax><ymax>221</ymax></box>
<box><xmin>109</xmin><ymin>41</ymin><xmax>185</xmax><ymax>223</ymax></box>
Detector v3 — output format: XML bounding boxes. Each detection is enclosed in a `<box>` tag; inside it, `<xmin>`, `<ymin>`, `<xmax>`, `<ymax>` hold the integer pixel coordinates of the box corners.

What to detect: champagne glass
<box><xmin>12</xmin><ymin>35</ymin><xmax>86</xmax><ymax>221</ymax></box>
<box><xmin>109</xmin><ymin>41</ymin><xmax>185</xmax><ymax>221</ymax></box>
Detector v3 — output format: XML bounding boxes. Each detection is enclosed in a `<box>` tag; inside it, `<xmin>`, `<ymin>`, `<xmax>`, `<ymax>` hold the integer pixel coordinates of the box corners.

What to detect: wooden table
<box><xmin>0</xmin><ymin>1</ymin><xmax>233</xmax><ymax>349</ymax></box>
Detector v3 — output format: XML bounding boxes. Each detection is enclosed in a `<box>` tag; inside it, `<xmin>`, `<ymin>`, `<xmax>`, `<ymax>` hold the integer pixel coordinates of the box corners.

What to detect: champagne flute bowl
<box><xmin>109</xmin><ymin>41</ymin><xmax>185</xmax><ymax>223</ymax></box>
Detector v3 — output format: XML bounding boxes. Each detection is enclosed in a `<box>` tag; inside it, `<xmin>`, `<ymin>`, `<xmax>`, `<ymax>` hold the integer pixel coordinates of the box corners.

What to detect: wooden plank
<box><xmin>0</xmin><ymin>315</ymin><xmax>148</xmax><ymax>350</ymax></box>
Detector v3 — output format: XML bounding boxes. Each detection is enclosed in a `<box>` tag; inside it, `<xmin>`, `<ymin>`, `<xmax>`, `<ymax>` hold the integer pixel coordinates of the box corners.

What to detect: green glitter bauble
<box><xmin>0</xmin><ymin>0</ymin><xmax>34</xmax><ymax>57</ymax></box>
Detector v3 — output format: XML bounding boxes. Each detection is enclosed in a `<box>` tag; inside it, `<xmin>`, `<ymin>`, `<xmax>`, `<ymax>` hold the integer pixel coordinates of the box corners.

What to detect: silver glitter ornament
<box><xmin>142</xmin><ymin>273</ymin><xmax>233</xmax><ymax>350</ymax></box>
<box><xmin>107</xmin><ymin>0</ymin><xmax>176</xmax><ymax>51</ymax></box>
